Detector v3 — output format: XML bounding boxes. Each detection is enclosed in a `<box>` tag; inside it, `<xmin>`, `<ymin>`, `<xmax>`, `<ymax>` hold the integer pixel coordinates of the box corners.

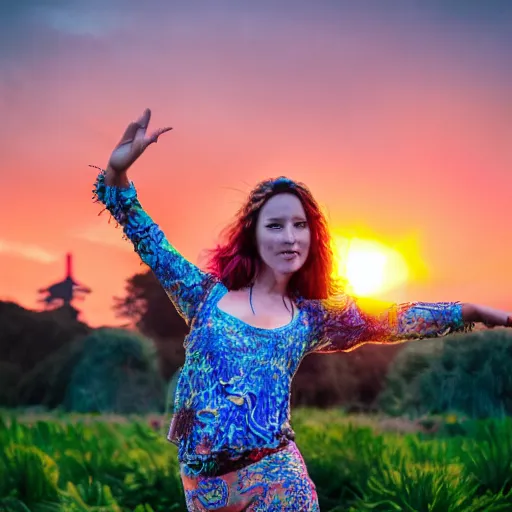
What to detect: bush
<box><xmin>64</xmin><ymin>328</ymin><xmax>165</xmax><ymax>414</ymax></box>
<box><xmin>16</xmin><ymin>339</ymin><xmax>88</xmax><ymax>408</ymax></box>
<box><xmin>378</xmin><ymin>329</ymin><xmax>512</xmax><ymax>418</ymax></box>
<box><xmin>0</xmin><ymin>362</ymin><xmax>22</xmax><ymax>406</ymax></box>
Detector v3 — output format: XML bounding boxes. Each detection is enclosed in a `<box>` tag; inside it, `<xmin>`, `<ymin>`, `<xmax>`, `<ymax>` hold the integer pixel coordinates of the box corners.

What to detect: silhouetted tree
<box><xmin>0</xmin><ymin>301</ymin><xmax>90</xmax><ymax>373</ymax></box>
<box><xmin>292</xmin><ymin>343</ymin><xmax>404</xmax><ymax>410</ymax></box>
<box><xmin>113</xmin><ymin>271</ymin><xmax>187</xmax><ymax>337</ymax></box>
<box><xmin>113</xmin><ymin>270</ymin><xmax>188</xmax><ymax>379</ymax></box>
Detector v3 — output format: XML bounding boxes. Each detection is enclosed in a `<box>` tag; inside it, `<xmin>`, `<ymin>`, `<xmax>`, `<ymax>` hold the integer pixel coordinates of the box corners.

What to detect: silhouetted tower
<box><xmin>38</xmin><ymin>253</ymin><xmax>91</xmax><ymax>317</ymax></box>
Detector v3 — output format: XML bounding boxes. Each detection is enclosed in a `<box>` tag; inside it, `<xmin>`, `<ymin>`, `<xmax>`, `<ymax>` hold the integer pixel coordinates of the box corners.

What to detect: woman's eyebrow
<box><xmin>266</xmin><ymin>216</ymin><xmax>307</xmax><ymax>222</ymax></box>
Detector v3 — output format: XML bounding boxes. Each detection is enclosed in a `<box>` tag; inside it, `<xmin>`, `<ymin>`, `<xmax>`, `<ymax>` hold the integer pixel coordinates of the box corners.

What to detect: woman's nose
<box><xmin>283</xmin><ymin>225</ymin><xmax>296</xmax><ymax>243</ymax></box>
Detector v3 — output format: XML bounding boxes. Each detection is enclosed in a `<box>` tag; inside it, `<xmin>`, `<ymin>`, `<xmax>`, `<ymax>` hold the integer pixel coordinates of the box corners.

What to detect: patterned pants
<box><xmin>180</xmin><ymin>442</ymin><xmax>320</xmax><ymax>511</ymax></box>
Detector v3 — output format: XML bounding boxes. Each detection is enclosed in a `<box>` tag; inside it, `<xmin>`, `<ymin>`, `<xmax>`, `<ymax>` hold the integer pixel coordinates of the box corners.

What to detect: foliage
<box><xmin>459</xmin><ymin>420</ymin><xmax>512</xmax><ymax>496</ymax></box>
<box><xmin>3</xmin><ymin>411</ymin><xmax>512</xmax><ymax>511</ymax></box>
<box><xmin>0</xmin><ymin>300</ymin><xmax>90</xmax><ymax>373</ymax></box>
<box><xmin>64</xmin><ymin>328</ymin><xmax>165</xmax><ymax>414</ymax></box>
<box><xmin>113</xmin><ymin>270</ymin><xmax>189</xmax><ymax>380</ymax></box>
<box><xmin>0</xmin><ymin>414</ymin><xmax>185</xmax><ymax>511</ymax></box>
<box><xmin>293</xmin><ymin>343</ymin><xmax>403</xmax><ymax>410</ymax></box>
<box><xmin>294</xmin><ymin>410</ymin><xmax>512</xmax><ymax>511</ymax></box>
<box><xmin>378</xmin><ymin>329</ymin><xmax>512</xmax><ymax>418</ymax></box>
<box><xmin>0</xmin><ymin>362</ymin><xmax>22</xmax><ymax>406</ymax></box>
<box><xmin>16</xmin><ymin>338</ymin><xmax>88</xmax><ymax>408</ymax></box>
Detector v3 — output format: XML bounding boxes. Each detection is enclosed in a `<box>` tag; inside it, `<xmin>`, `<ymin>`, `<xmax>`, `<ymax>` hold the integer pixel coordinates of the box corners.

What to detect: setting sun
<box><xmin>332</xmin><ymin>236</ymin><xmax>410</xmax><ymax>298</ymax></box>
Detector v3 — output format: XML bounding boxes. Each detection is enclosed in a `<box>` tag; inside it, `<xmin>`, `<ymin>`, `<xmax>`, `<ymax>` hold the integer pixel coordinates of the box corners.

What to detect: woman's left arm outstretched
<box><xmin>305</xmin><ymin>296</ymin><xmax>511</xmax><ymax>354</ymax></box>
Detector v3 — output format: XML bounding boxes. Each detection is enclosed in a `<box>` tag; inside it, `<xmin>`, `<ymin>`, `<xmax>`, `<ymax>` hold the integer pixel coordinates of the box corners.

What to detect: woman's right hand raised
<box><xmin>107</xmin><ymin>108</ymin><xmax>172</xmax><ymax>175</ymax></box>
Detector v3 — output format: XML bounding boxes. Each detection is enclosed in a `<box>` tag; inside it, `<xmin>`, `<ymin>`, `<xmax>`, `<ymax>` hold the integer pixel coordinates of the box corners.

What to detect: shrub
<box><xmin>0</xmin><ymin>362</ymin><xmax>22</xmax><ymax>406</ymax></box>
<box><xmin>64</xmin><ymin>328</ymin><xmax>165</xmax><ymax>414</ymax></box>
<box><xmin>378</xmin><ymin>330</ymin><xmax>512</xmax><ymax>418</ymax></box>
<box><xmin>16</xmin><ymin>339</ymin><xmax>88</xmax><ymax>408</ymax></box>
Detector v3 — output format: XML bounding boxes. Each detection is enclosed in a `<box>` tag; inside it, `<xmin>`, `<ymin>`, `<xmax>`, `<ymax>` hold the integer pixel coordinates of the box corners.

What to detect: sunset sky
<box><xmin>1</xmin><ymin>1</ymin><xmax>511</xmax><ymax>327</ymax></box>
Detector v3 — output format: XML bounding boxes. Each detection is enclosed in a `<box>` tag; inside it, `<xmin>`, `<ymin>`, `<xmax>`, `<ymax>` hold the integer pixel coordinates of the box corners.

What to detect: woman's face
<box><xmin>255</xmin><ymin>193</ymin><xmax>311</xmax><ymax>276</ymax></box>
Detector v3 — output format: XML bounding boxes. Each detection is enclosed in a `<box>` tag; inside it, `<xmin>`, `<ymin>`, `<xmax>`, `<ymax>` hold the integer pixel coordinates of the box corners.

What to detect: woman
<box><xmin>92</xmin><ymin>109</ymin><xmax>511</xmax><ymax>511</ymax></box>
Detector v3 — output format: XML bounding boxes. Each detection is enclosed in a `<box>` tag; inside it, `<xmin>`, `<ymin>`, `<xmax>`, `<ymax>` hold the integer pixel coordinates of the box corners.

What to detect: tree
<box><xmin>113</xmin><ymin>270</ymin><xmax>188</xmax><ymax>337</ymax></box>
<box><xmin>0</xmin><ymin>301</ymin><xmax>90</xmax><ymax>373</ymax></box>
<box><xmin>113</xmin><ymin>270</ymin><xmax>188</xmax><ymax>379</ymax></box>
<box><xmin>292</xmin><ymin>343</ymin><xmax>404</xmax><ymax>410</ymax></box>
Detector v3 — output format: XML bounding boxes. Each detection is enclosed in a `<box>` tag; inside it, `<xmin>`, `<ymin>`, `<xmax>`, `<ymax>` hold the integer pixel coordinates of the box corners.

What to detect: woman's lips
<box><xmin>279</xmin><ymin>251</ymin><xmax>299</xmax><ymax>260</ymax></box>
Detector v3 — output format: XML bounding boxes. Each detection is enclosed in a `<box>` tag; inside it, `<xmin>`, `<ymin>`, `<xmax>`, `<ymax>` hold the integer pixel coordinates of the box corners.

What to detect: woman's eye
<box><xmin>266</xmin><ymin>222</ymin><xmax>308</xmax><ymax>229</ymax></box>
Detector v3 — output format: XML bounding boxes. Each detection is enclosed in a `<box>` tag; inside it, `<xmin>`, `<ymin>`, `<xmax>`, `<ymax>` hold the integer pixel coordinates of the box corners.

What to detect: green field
<box><xmin>2</xmin><ymin>409</ymin><xmax>512</xmax><ymax>511</ymax></box>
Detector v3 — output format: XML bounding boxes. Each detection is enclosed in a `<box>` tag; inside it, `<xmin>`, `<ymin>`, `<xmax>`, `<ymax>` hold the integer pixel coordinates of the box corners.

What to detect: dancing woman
<box><xmin>91</xmin><ymin>109</ymin><xmax>511</xmax><ymax>511</ymax></box>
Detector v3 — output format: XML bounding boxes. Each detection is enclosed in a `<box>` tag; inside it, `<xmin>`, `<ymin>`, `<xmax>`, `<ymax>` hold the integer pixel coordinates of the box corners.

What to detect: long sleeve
<box><xmin>92</xmin><ymin>168</ymin><xmax>215</xmax><ymax>326</ymax></box>
<box><xmin>303</xmin><ymin>294</ymin><xmax>470</xmax><ymax>354</ymax></box>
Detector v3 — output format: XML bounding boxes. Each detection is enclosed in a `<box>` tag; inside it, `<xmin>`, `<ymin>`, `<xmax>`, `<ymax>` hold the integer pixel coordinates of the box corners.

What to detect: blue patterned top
<box><xmin>93</xmin><ymin>168</ymin><xmax>468</xmax><ymax>466</ymax></box>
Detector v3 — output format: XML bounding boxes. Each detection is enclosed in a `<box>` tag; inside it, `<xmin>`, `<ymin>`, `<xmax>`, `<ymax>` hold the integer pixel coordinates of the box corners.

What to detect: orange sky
<box><xmin>1</xmin><ymin>1</ymin><xmax>511</xmax><ymax>327</ymax></box>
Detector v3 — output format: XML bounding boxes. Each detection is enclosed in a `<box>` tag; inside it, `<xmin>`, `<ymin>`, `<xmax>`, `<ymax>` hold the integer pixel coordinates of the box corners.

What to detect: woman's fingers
<box><xmin>134</xmin><ymin>108</ymin><xmax>151</xmax><ymax>141</ymax></box>
<box><xmin>145</xmin><ymin>126</ymin><xmax>173</xmax><ymax>148</ymax></box>
<box><xmin>108</xmin><ymin>110</ymin><xmax>171</xmax><ymax>171</ymax></box>
<box><xmin>116</xmin><ymin>121</ymin><xmax>141</xmax><ymax>147</ymax></box>
<box><xmin>136</xmin><ymin>108</ymin><xmax>151</xmax><ymax>128</ymax></box>
<box><xmin>116</xmin><ymin>109</ymin><xmax>152</xmax><ymax>147</ymax></box>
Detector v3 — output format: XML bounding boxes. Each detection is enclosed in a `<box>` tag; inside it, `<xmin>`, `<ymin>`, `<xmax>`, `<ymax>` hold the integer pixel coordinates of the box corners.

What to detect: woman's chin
<box><xmin>274</xmin><ymin>260</ymin><xmax>304</xmax><ymax>275</ymax></box>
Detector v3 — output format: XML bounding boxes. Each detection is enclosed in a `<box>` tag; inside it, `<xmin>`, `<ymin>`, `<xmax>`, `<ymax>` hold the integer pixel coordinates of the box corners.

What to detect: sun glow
<box><xmin>332</xmin><ymin>236</ymin><xmax>410</xmax><ymax>298</ymax></box>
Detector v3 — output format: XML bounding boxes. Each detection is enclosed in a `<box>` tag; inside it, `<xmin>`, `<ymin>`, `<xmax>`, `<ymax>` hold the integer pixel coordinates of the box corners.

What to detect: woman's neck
<box><xmin>251</xmin><ymin>270</ymin><xmax>291</xmax><ymax>297</ymax></box>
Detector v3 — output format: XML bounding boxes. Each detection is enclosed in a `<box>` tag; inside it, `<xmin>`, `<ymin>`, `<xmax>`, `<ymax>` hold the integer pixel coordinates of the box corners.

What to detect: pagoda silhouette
<box><xmin>38</xmin><ymin>253</ymin><xmax>91</xmax><ymax>319</ymax></box>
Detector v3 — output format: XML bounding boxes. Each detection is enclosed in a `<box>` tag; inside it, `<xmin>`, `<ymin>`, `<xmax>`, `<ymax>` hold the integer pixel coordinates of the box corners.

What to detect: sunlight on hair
<box><xmin>332</xmin><ymin>235</ymin><xmax>410</xmax><ymax>298</ymax></box>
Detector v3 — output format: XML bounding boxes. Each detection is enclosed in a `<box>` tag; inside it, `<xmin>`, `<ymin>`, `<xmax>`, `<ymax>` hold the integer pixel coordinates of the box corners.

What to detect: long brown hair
<box><xmin>204</xmin><ymin>176</ymin><xmax>344</xmax><ymax>299</ymax></box>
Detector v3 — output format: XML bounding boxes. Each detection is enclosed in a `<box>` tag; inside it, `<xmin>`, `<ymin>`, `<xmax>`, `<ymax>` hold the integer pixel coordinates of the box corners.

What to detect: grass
<box><xmin>1</xmin><ymin>408</ymin><xmax>512</xmax><ymax>511</ymax></box>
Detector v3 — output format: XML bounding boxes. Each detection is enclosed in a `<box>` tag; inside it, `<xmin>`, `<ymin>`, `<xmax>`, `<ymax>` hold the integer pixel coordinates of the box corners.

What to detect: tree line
<box><xmin>2</xmin><ymin>269</ymin><xmax>511</xmax><ymax>418</ymax></box>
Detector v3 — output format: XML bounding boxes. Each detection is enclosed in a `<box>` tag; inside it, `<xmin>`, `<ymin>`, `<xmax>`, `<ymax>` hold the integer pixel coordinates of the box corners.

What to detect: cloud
<box><xmin>2</xmin><ymin>1</ymin><xmax>511</xmax><ymax>59</ymax></box>
<box><xmin>73</xmin><ymin>223</ymin><xmax>133</xmax><ymax>251</ymax></box>
<box><xmin>0</xmin><ymin>0</ymin><xmax>133</xmax><ymax>65</ymax></box>
<box><xmin>30</xmin><ymin>2</ymin><xmax>132</xmax><ymax>37</ymax></box>
<box><xmin>0</xmin><ymin>239</ymin><xmax>58</xmax><ymax>263</ymax></box>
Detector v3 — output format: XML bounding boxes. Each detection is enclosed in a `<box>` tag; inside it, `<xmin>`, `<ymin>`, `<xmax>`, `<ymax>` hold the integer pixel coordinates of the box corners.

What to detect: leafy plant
<box><xmin>64</xmin><ymin>328</ymin><xmax>165</xmax><ymax>414</ymax></box>
<box><xmin>379</xmin><ymin>330</ymin><xmax>512</xmax><ymax>419</ymax></box>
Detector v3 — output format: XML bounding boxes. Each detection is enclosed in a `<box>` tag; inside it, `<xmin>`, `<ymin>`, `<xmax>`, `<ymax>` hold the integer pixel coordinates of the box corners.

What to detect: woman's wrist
<box><xmin>461</xmin><ymin>303</ymin><xmax>478</xmax><ymax>323</ymax></box>
<box><xmin>105</xmin><ymin>164</ymin><xmax>130</xmax><ymax>188</ymax></box>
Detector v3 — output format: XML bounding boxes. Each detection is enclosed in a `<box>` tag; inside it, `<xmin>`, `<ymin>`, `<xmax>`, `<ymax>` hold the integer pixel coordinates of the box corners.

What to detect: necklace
<box><xmin>249</xmin><ymin>284</ymin><xmax>294</xmax><ymax>320</ymax></box>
